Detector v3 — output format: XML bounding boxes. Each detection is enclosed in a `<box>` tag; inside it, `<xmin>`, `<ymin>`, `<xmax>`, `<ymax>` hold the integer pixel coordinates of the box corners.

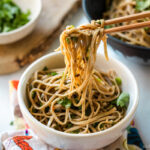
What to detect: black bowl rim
<box><xmin>108</xmin><ymin>35</ymin><xmax>150</xmax><ymax>51</ymax></box>
<box><xmin>82</xmin><ymin>0</ymin><xmax>150</xmax><ymax>52</ymax></box>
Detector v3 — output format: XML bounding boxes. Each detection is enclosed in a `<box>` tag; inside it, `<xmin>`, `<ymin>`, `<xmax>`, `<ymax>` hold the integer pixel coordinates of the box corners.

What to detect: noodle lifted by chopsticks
<box><xmin>27</xmin><ymin>20</ymin><xmax>126</xmax><ymax>134</ymax></box>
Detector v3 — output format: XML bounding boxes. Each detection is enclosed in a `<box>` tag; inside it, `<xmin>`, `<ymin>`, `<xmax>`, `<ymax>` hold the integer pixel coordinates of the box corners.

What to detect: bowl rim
<box><xmin>18</xmin><ymin>51</ymin><xmax>139</xmax><ymax>138</ymax></box>
<box><xmin>108</xmin><ymin>34</ymin><xmax>150</xmax><ymax>51</ymax></box>
<box><xmin>0</xmin><ymin>0</ymin><xmax>42</xmax><ymax>36</ymax></box>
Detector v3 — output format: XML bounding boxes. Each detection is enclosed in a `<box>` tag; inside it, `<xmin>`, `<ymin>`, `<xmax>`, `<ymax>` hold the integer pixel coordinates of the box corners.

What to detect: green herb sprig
<box><xmin>136</xmin><ymin>0</ymin><xmax>150</xmax><ymax>11</ymax></box>
<box><xmin>117</xmin><ymin>92</ymin><xmax>130</xmax><ymax>108</ymax></box>
<box><xmin>58</xmin><ymin>97</ymin><xmax>72</xmax><ymax>108</ymax></box>
<box><xmin>48</xmin><ymin>72</ymin><xmax>58</xmax><ymax>76</ymax></box>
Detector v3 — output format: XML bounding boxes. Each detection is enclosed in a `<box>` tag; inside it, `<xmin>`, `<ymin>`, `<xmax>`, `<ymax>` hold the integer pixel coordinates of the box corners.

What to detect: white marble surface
<box><xmin>0</xmin><ymin>9</ymin><xmax>150</xmax><ymax>149</ymax></box>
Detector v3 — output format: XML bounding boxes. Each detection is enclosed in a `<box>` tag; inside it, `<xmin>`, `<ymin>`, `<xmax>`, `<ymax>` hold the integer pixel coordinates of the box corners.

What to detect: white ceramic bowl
<box><xmin>18</xmin><ymin>52</ymin><xmax>138</xmax><ymax>150</ymax></box>
<box><xmin>0</xmin><ymin>0</ymin><xmax>42</xmax><ymax>44</ymax></box>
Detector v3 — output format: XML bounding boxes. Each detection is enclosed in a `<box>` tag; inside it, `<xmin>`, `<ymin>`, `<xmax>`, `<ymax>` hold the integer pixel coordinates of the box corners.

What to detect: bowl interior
<box><xmin>13</xmin><ymin>0</ymin><xmax>41</xmax><ymax>20</ymax></box>
<box><xmin>19</xmin><ymin>52</ymin><xmax>138</xmax><ymax>136</ymax></box>
<box><xmin>95</xmin><ymin>55</ymin><xmax>137</xmax><ymax>114</ymax></box>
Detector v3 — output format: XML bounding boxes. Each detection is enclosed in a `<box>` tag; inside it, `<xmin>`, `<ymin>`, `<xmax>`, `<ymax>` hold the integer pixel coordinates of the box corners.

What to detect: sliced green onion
<box><xmin>115</xmin><ymin>77</ymin><xmax>122</xmax><ymax>85</ymax></box>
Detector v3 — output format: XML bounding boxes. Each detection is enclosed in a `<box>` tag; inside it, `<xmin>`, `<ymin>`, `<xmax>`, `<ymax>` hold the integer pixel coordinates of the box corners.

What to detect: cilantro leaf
<box><xmin>104</xmin><ymin>24</ymin><xmax>115</xmax><ymax>29</ymax></box>
<box><xmin>117</xmin><ymin>92</ymin><xmax>130</xmax><ymax>108</ymax></box>
<box><xmin>136</xmin><ymin>0</ymin><xmax>150</xmax><ymax>11</ymax></box>
<box><xmin>66</xmin><ymin>37</ymin><xmax>70</xmax><ymax>44</ymax></box>
<box><xmin>0</xmin><ymin>0</ymin><xmax>30</xmax><ymax>33</ymax></box>
<box><xmin>58</xmin><ymin>97</ymin><xmax>72</xmax><ymax>108</ymax></box>
<box><xmin>47</xmin><ymin>72</ymin><xmax>58</xmax><ymax>76</ymax></box>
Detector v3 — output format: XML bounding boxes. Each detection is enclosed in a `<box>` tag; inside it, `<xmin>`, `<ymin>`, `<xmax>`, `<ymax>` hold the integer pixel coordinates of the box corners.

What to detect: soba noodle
<box><xmin>104</xmin><ymin>0</ymin><xmax>150</xmax><ymax>47</ymax></box>
<box><xmin>27</xmin><ymin>20</ymin><xmax>128</xmax><ymax>134</ymax></box>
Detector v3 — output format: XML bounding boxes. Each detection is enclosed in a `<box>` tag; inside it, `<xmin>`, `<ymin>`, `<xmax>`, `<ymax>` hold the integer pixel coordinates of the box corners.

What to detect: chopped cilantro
<box><xmin>104</xmin><ymin>24</ymin><xmax>115</xmax><ymax>29</ymax></box>
<box><xmin>66</xmin><ymin>37</ymin><xmax>70</xmax><ymax>44</ymax></box>
<box><xmin>136</xmin><ymin>0</ymin><xmax>150</xmax><ymax>11</ymax></box>
<box><xmin>117</xmin><ymin>92</ymin><xmax>130</xmax><ymax>108</ymax></box>
<box><xmin>58</xmin><ymin>97</ymin><xmax>72</xmax><ymax>108</ymax></box>
<box><xmin>110</xmin><ymin>99</ymin><xmax>117</xmax><ymax>105</ymax></box>
<box><xmin>48</xmin><ymin>72</ymin><xmax>57</xmax><ymax>76</ymax></box>
<box><xmin>0</xmin><ymin>0</ymin><xmax>30</xmax><ymax>33</ymax></box>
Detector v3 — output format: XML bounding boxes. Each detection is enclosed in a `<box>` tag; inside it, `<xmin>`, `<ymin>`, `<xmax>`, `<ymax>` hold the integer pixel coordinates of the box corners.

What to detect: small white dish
<box><xmin>0</xmin><ymin>0</ymin><xmax>42</xmax><ymax>45</ymax></box>
<box><xmin>18</xmin><ymin>52</ymin><xmax>139</xmax><ymax>150</ymax></box>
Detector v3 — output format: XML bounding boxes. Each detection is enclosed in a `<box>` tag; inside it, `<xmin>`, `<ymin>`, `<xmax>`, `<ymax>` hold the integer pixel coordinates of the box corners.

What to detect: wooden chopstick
<box><xmin>104</xmin><ymin>11</ymin><xmax>150</xmax><ymax>34</ymax></box>
<box><xmin>104</xmin><ymin>20</ymin><xmax>150</xmax><ymax>34</ymax></box>
<box><xmin>104</xmin><ymin>11</ymin><xmax>150</xmax><ymax>25</ymax></box>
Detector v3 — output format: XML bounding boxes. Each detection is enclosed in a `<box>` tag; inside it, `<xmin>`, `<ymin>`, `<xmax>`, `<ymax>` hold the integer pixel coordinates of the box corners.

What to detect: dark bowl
<box><xmin>82</xmin><ymin>0</ymin><xmax>150</xmax><ymax>64</ymax></box>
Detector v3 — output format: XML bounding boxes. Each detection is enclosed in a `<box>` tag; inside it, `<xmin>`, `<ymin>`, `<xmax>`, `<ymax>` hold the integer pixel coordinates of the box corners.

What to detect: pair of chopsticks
<box><xmin>104</xmin><ymin>11</ymin><xmax>150</xmax><ymax>34</ymax></box>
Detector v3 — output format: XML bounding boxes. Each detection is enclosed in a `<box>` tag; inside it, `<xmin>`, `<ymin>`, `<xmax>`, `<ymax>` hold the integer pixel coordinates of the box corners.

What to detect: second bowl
<box><xmin>0</xmin><ymin>0</ymin><xmax>42</xmax><ymax>44</ymax></box>
<box><xmin>18</xmin><ymin>52</ymin><xmax>138</xmax><ymax>150</ymax></box>
<box><xmin>82</xmin><ymin>0</ymin><xmax>150</xmax><ymax>64</ymax></box>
